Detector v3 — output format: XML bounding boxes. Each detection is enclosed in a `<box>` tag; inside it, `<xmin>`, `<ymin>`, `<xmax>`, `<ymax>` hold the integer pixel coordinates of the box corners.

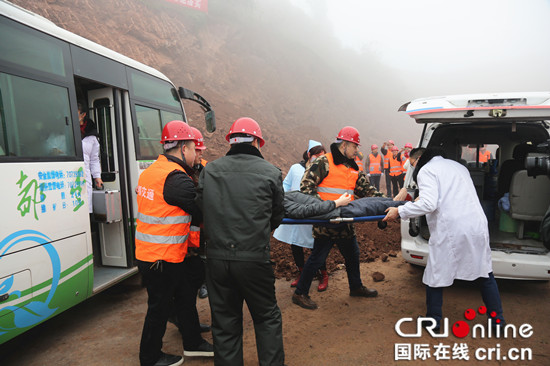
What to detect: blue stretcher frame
<box><xmin>281</xmin><ymin>215</ymin><xmax>386</xmax><ymax>225</ymax></box>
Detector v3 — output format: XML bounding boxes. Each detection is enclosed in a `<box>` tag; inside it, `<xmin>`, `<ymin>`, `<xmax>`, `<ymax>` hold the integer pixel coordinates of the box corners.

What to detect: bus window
<box><xmin>129</xmin><ymin>70</ymin><xmax>181</xmax><ymax>109</ymax></box>
<box><xmin>0</xmin><ymin>18</ymin><xmax>69</xmax><ymax>78</ymax></box>
<box><xmin>0</xmin><ymin>72</ymin><xmax>75</xmax><ymax>158</ymax></box>
<box><xmin>136</xmin><ymin>104</ymin><xmax>163</xmax><ymax>158</ymax></box>
<box><xmin>161</xmin><ymin>110</ymin><xmax>184</xmax><ymax>126</ymax></box>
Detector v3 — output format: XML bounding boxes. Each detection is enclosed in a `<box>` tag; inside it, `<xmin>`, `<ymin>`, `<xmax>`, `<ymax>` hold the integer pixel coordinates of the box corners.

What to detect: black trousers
<box><xmin>290</xmin><ymin>244</ymin><xmax>326</xmax><ymax>270</ymax></box>
<box><xmin>178</xmin><ymin>255</ymin><xmax>206</xmax><ymax>349</ymax></box>
<box><xmin>206</xmin><ymin>259</ymin><xmax>285</xmax><ymax>366</ymax></box>
<box><xmin>369</xmin><ymin>174</ymin><xmax>381</xmax><ymax>191</ymax></box>
<box><xmin>138</xmin><ymin>260</ymin><xmax>187</xmax><ymax>366</ymax></box>
<box><xmin>390</xmin><ymin>174</ymin><xmax>403</xmax><ymax>197</ymax></box>
<box><xmin>384</xmin><ymin>170</ymin><xmax>392</xmax><ymax>196</ymax></box>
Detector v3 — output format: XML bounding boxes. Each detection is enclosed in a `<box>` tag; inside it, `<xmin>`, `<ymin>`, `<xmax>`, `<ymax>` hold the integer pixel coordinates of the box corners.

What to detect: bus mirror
<box><xmin>178</xmin><ymin>87</ymin><xmax>194</xmax><ymax>100</ymax></box>
<box><xmin>205</xmin><ymin>110</ymin><xmax>216</xmax><ymax>133</ymax></box>
<box><xmin>101</xmin><ymin>172</ymin><xmax>116</xmax><ymax>182</ymax></box>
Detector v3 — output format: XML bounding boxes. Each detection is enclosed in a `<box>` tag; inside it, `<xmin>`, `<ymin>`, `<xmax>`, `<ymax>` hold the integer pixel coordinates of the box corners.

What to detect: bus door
<box><xmin>86</xmin><ymin>88</ymin><xmax>129</xmax><ymax>268</ymax></box>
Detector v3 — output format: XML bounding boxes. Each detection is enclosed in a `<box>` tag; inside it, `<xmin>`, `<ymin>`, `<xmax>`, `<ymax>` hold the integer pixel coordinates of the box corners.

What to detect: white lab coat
<box><xmin>82</xmin><ymin>135</ymin><xmax>101</xmax><ymax>214</ymax></box>
<box><xmin>398</xmin><ymin>156</ymin><xmax>493</xmax><ymax>287</ymax></box>
<box><xmin>273</xmin><ymin>162</ymin><xmax>315</xmax><ymax>248</ymax></box>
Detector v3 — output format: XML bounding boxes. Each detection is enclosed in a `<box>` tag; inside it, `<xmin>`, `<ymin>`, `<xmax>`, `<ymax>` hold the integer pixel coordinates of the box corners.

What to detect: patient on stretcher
<box><xmin>283</xmin><ymin>191</ymin><xmax>407</xmax><ymax>220</ymax></box>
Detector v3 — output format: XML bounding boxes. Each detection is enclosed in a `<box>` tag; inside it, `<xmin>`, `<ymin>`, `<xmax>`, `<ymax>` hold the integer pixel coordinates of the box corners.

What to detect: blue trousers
<box><xmin>426</xmin><ymin>272</ymin><xmax>505</xmax><ymax>327</ymax></box>
<box><xmin>295</xmin><ymin>236</ymin><xmax>363</xmax><ymax>296</ymax></box>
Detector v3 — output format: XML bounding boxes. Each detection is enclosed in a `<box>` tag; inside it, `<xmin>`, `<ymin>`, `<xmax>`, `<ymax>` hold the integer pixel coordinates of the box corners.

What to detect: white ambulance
<box><xmin>399</xmin><ymin>92</ymin><xmax>550</xmax><ymax>280</ymax></box>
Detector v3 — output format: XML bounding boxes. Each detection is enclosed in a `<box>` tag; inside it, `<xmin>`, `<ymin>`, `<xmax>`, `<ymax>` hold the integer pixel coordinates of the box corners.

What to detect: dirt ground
<box><xmin>1</xmin><ymin>222</ymin><xmax>549</xmax><ymax>365</ymax></box>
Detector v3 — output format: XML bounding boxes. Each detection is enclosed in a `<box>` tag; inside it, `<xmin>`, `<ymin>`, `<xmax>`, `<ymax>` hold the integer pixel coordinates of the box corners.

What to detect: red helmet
<box><xmin>190</xmin><ymin>127</ymin><xmax>206</xmax><ymax>150</ymax></box>
<box><xmin>337</xmin><ymin>126</ymin><xmax>360</xmax><ymax>145</ymax></box>
<box><xmin>371</xmin><ymin>144</ymin><xmax>378</xmax><ymax>150</ymax></box>
<box><xmin>404</xmin><ymin>143</ymin><xmax>413</xmax><ymax>149</ymax></box>
<box><xmin>388</xmin><ymin>140</ymin><xmax>395</xmax><ymax>145</ymax></box>
<box><xmin>225</xmin><ymin>117</ymin><xmax>265</xmax><ymax>147</ymax></box>
<box><xmin>160</xmin><ymin>120</ymin><xmax>196</xmax><ymax>144</ymax></box>
<box><xmin>391</xmin><ymin>145</ymin><xmax>399</xmax><ymax>152</ymax></box>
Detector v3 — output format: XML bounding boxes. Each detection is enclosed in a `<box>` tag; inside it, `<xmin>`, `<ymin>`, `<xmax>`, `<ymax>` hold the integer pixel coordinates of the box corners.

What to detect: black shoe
<box><xmin>154</xmin><ymin>352</ymin><xmax>183</xmax><ymax>366</ymax></box>
<box><xmin>184</xmin><ymin>340</ymin><xmax>214</xmax><ymax>357</ymax></box>
<box><xmin>292</xmin><ymin>293</ymin><xmax>318</xmax><ymax>310</ymax></box>
<box><xmin>349</xmin><ymin>286</ymin><xmax>378</xmax><ymax>298</ymax></box>
<box><xmin>198</xmin><ymin>283</ymin><xmax>208</xmax><ymax>299</ymax></box>
<box><xmin>199</xmin><ymin>323</ymin><xmax>211</xmax><ymax>333</ymax></box>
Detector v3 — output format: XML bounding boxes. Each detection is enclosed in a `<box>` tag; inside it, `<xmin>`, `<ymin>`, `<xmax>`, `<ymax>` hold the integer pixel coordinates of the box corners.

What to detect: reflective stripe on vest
<box><xmin>368</xmin><ymin>153</ymin><xmax>382</xmax><ymax>175</ymax></box>
<box><xmin>135</xmin><ymin>231</ymin><xmax>190</xmax><ymax>245</ymax></box>
<box><xmin>389</xmin><ymin>155</ymin><xmax>402</xmax><ymax>176</ymax></box>
<box><xmin>355</xmin><ymin>156</ymin><xmax>364</xmax><ymax>171</ymax></box>
<box><xmin>188</xmin><ymin>225</ymin><xmax>200</xmax><ymax>248</ymax></box>
<box><xmin>135</xmin><ymin>154</ymin><xmax>191</xmax><ymax>263</ymax></box>
<box><xmin>383</xmin><ymin>151</ymin><xmax>391</xmax><ymax>169</ymax></box>
<box><xmin>137</xmin><ymin>212</ymin><xmax>192</xmax><ymax>225</ymax></box>
<box><xmin>317</xmin><ymin>153</ymin><xmax>358</xmax><ymax>201</ymax></box>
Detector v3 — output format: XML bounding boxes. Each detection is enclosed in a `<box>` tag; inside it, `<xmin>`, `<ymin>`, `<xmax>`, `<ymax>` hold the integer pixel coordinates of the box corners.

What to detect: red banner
<box><xmin>165</xmin><ymin>0</ymin><xmax>208</xmax><ymax>13</ymax></box>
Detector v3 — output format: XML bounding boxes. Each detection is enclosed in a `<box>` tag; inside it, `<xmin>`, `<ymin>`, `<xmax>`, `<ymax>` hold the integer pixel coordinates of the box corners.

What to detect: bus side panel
<box><xmin>0</xmin><ymin>234</ymin><xmax>91</xmax><ymax>344</ymax></box>
<box><xmin>0</xmin><ymin>162</ymin><xmax>92</xmax><ymax>344</ymax></box>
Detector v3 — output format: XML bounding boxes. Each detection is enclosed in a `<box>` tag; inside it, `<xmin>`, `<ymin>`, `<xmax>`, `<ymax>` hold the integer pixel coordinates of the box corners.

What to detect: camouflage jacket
<box><xmin>300</xmin><ymin>143</ymin><xmax>384</xmax><ymax>239</ymax></box>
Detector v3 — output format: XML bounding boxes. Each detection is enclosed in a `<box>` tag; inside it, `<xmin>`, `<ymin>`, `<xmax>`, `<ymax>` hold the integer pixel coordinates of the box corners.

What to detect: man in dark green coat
<box><xmin>196</xmin><ymin>117</ymin><xmax>285</xmax><ymax>366</ymax></box>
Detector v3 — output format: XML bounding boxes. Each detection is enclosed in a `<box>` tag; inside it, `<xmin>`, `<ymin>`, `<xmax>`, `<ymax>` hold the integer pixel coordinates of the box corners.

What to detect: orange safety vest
<box><xmin>355</xmin><ymin>156</ymin><xmax>364</xmax><ymax>171</ymax></box>
<box><xmin>317</xmin><ymin>153</ymin><xmax>358</xmax><ymax>201</ymax></box>
<box><xmin>383</xmin><ymin>151</ymin><xmax>391</xmax><ymax>169</ymax></box>
<box><xmin>188</xmin><ymin>158</ymin><xmax>208</xmax><ymax>248</ymax></box>
<box><xmin>135</xmin><ymin>154</ymin><xmax>191</xmax><ymax>263</ymax></box>
<box><xmin>388</xmin><ymin>155</ymin><xmax>403</xmax><ymax>177</ymax></box>
<box><xmin>368</xmin><ymin>153</ymin><xmax>383</xmax><ymax>175</ymax></box>
<box><xmin>479</xmin><ymin>150</ymin><xmax>491</xmax><ymax>163</ymax></box>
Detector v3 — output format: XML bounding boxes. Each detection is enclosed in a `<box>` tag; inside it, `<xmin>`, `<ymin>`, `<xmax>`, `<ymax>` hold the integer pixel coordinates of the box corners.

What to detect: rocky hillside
<box><xmin>12</xmin><ymin>0</ymin><xmax>405</xmax><ymax>173</ymax></box>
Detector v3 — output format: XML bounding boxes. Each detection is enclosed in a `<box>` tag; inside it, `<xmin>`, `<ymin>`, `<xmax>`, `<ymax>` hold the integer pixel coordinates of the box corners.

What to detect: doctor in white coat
<box><xmin>384</xmin><ymin>147</ymin><xmax>505</xmax><ymax>329</ymax></box>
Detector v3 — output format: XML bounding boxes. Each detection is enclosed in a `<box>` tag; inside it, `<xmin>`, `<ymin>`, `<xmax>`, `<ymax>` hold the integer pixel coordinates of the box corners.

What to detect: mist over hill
<box><xmin>12</xmin><ymin>0</ymin><xmax>421</xmax><ymax>171</ymax></box>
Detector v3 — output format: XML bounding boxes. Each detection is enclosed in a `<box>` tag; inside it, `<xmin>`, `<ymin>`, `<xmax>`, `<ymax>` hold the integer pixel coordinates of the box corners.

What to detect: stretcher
<box><xmin>281</xmin><ymin>215</ymin><xmax>387</xmax><ymax>228</ymax></box>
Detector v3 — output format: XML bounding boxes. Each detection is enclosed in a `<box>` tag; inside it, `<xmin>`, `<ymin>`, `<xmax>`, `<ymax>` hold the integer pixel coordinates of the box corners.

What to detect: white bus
<box><xmin>0</xmin><ymin>0</ymin><xmax>214</xmax><ymax>344</ymax></box>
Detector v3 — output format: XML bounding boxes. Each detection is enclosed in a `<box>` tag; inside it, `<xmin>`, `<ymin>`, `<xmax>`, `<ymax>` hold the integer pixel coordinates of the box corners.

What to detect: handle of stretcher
<box><xmin>281</xmin><ymin>215</ymin><xmax>386</xmax><ymax>225</ymax></box>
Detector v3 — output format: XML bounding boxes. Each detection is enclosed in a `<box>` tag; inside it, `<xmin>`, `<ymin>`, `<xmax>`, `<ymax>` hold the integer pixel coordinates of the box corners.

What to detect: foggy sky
<box><xmin>283</xmin><ymin>0</ymin><xmax>550</xmax><ymax>147</ymax></box>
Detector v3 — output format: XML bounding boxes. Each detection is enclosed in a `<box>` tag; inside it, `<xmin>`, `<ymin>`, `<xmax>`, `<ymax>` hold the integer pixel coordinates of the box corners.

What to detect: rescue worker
<box><xmin>384</xmin><ymin>148</ymin><xmax>505</xmax><ymax>332</ymax></box>
<box><xmin>479</xmin><ymin>144</ymin><xmax>492</xmax><ymax>163</ymax></box>
<box><xmin>354</xmin><ymin>151</ymin><xmax>364</xmax><ymax>171</ymax></box>
<box><xmin>292</xmin><ymin>126</ymin><xmax>381</xmax><ymax>310</ymax></box>
<box><xmin>168</xmin><ymin>126</ymin><xmax>214</xmax><ymax>358</ymax></box>
<box><xmin>365</xmin><ymin>144</ymin><xmax>383</xmax><ymax>191</ymax></box>
<box><xmin>399</xmin><ymin>143</ymin><xmax>413</xmax><ymax>186</ymax></box>
<box><xmin>388</xmin><ymin>145</ymin><xmax>403</xmax><ymax>197</ymax></box>
<box><xmin>135</xmin><ymin>120</ymin><xmax>200</xmax><ymax>366</ymax></box>
<box><xmin>197</xmin><ymin>117</ymin><xmax>285</xmax><ymax>366</ymax></box>
<box><xmin>400</xmin><ymin>143</ymin><xmax>413</xmax><ymax>172</ymax></box>
<box><xmin>381</xmin><ymin>140</ymin><xmax>395</xmax><ymax>196</ymax></box>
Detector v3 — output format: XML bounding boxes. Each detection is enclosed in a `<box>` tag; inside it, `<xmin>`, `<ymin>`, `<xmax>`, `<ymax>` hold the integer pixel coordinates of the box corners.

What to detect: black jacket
<box><xmin>197</xmin><ymin>144</ymin><xmax>284</xmax><ymax>262</ymax></box>
<box><xmin>163</xmin><ymin>154</ymin><xmax>202</xmax><ymax>225</ymax></box>
<box><xmin>283</xmin><ymin>191</ymin><xmax>338</xmax><ymax>219</ymax></box>
<box><xmin>283</xmin><ymin>191</ymin><xmax>406</xmax><ymax>219</ymax></box>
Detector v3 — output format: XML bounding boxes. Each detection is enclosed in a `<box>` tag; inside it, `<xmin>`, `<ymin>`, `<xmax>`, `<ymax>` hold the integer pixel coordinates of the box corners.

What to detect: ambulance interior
<box><xmin>419</xmin><ymin>121</ymin><xmax>550</xmax><ymax>253</ymax></box>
